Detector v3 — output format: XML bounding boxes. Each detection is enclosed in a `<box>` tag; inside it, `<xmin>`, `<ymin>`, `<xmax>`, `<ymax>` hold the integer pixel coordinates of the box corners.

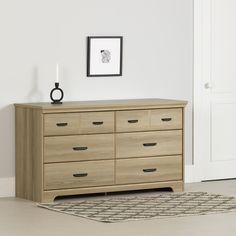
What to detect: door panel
<box><xmin>211</xmin><ymin>103</ymin><xmax>236</xmax><ymax>161</ymax></box>
<box><xmin>212</xmin><ymin>0</ymin><xmax>236</xmax><ymax>93</ymax></box>
<box><xmin>195</xmin><ymin>0</ymin><xmax>236</xmax><ymax>180</ymax></box>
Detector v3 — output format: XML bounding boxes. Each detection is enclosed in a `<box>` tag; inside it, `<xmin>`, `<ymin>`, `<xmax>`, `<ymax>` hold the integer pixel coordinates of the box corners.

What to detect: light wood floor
<box><xmin>0</xmin><ymin>180</ymin><xmax>235</xmax><ymax>236</ymax></box>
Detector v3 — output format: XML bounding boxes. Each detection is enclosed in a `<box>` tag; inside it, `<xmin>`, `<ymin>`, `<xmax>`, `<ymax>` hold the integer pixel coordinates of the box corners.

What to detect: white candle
<box><xmin>56</xmin><ymin>64</ymin><xmax>59</xmax><ymax>83</ymax></box>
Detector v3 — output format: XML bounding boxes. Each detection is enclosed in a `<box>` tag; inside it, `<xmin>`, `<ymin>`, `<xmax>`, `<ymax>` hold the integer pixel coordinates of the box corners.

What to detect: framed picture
<box><xmin>87</xmin><ymin>36</ymin><xmax>123</xmax><ymax>77</ymax></box>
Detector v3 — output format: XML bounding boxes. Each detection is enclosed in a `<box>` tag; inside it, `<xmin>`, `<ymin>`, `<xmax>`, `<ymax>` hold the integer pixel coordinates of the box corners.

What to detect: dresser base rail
<box><xmin>41</xmin><ymin>180</ymin><xmax>184</xmax><ymax>203</ymax></box>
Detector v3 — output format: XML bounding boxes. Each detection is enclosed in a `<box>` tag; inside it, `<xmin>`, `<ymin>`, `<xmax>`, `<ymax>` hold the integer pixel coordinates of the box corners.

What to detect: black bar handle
<box><xmin>56</xmin><ymin>122</ymin><xmax>68</xmax><ymax>127</ymax></box>
<box><xmin>73</xmin><ymin>147</ymin><xmax>88</xmax><ymax>151</ymax></box>
<box><xmin>73</xmin><ymin>173</ymin><xmax>88</xmax><ymax>178</ymax></box>
<box><xmin>92</xmin><ymin>121</ymin><xmax>104</xmax><ymax>125</ymax></box>
<box><xmin>143</xmin><ymin>143</ymin><xmax>157</xmax><ymax>147</ymax></box>
<box><xmin>143</xmin><ymin>168</ymin><xmax>157</xmax><ymax>173</ymax></box>
<box><xmin>128</xmin><ymin>119</ymin><xmax>138</xmax><ymax>123</ymax></box>
<box><xmin>161</xmin><ymin>118</ymin><xmax>172</xmax><ymax>122</ymax></box>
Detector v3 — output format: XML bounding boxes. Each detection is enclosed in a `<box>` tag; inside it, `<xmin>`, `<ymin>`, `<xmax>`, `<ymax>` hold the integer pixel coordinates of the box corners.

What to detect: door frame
<box><xmin>192</xmin><ymin>0</ymin><xmax>212</xmax><ymax>182</ymax></box>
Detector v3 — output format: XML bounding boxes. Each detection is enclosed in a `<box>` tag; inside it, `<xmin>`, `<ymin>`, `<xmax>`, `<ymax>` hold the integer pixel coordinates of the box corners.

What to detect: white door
<box><xmin>194</xmin><ymin>0</ymin><xmax>236</xmax><ymax>180</ymax></box>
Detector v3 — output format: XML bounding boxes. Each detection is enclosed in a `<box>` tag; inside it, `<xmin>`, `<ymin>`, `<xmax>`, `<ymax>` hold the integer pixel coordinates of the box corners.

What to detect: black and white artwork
<box><xmin>87</xmin><ymin>36</ymin><xmax>123</xmax><ymax>77</ymax></box>
<box><xmin>101</xmin><ymin>50</ymin><xmax>111</xmax><ymax>63</ymax></box>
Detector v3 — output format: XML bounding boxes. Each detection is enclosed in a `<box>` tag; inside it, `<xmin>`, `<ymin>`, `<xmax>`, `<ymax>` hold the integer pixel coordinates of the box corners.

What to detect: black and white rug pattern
<box><xmin>38</xmin><ymin>192</ymin><xmax>236</xmax><ymax>223</ymax></box>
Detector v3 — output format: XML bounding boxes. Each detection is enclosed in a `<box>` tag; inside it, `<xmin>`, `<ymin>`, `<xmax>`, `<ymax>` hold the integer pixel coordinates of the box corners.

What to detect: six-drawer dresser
<box><xmin>15</xmin><ymin>99</ymin><xmax>187</xmax><ymax>202</ymax></box>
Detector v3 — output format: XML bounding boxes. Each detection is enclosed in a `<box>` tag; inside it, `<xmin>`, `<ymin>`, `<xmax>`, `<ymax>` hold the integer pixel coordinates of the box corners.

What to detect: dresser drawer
<box><xmin>44</xmin><ymin>113</ymin><xmax>79</xmax><ymax>136</ymax></box>
<box><xmin>116</xmin><ymin>110</ymin><xmax>149</xmax><ymax>132</ymax></box>
<box><xmin>150</xmin><ymin>108</ymin><xmax>182</xmax><ymax>130</ymax></box>
<box><xmin>116</xmin><ymin>156</ymin><xmax>182</xmax><ymax>184</ymax></box>
<box><xmin>116</xmin><ymin>130</ymin><xmax>182</xmax><ymax>158</ymax></box>
<box><xmin>44</xmin><ymin>134</ymin><xmax>114</xmax><ymax>163</ymax></box>
<box><xmin>44</xmin><ymin>160</ymin><xmax>114</xmax><ymax>190</ymax></box>
<box><xmin>80</xmin><ymin>112</ymin><xmax>114</xmax><ymax>134</ymax></box>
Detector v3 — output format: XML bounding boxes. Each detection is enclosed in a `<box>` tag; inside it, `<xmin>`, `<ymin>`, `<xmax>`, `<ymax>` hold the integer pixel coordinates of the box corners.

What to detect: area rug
<box><xmin>37</xmin><ymin>192</ymin><xmax>236</xmax><ymax>223</ymax></box>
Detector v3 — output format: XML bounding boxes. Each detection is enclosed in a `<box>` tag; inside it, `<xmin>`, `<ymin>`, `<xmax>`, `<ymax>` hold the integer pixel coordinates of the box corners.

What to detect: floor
<box><xmin>0</xmin><ymin>180</ymin><xmax>236</xmax><ymax>236</ymax></box>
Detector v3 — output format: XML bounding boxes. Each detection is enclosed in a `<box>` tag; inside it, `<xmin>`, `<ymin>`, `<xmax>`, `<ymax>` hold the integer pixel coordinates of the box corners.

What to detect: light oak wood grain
<box><xmin>150</xmin><ymin>108</ymin><xmax>182</xmax><ymax>130</ymax></box>
<box><xmin>116</xmin><ymin>156</ymin><xmax>182</xmax><ymax>185</ymax></box>
<box><xmin>15</xmin><ymin>98</ymin><xmax>187</xmax><ymax>113</ymax></box>
<box><xmin>79</xmin><ymin>111</ymin><xmax>114</xmax><ymax>134</ymax></box>
<box><xmin>116</xmin><ymin>110</ymin><xmax>150</xmax><ymax>132</ymax></box>
<box><xmin>116</xmin><ymin>130</ymin><xmax>182</xmax><ymax>158</ymax></box>
<box><xmin>44</xmin><ymin>113</ymin><xmax>79</xmax><ymax>136</ymax></box>
<box><xmin>116</xmin><ymin>108</ymin><xmax>182</xmax><ymax>132</ymax></box>
<box><xmin>15</xmin><ymin>107</ymin><xmax>43</xmax><ymax>202</ymax></box>
<box><xmin>44</xmin><ymin>160</ymin><xmax>114</xmax><ymax>190</ymax></box>
<box><xmin>182</xmin><ymin>108</ymin><xmax>185</xmax><ymax>181</ymax></box>
<box><xmin>42</xmin><ymin>181</ymin><xmax>184</xmax><ymax>202</ymax></box>
<box><xmin>15</xmin><ymin>99</ymin><xmax>187</xmax><ymax>202</ymax></box>
<box><xmin>44</xmin><ymin>134</ymin><xmax>114</xmax><ymax>163</ymax></box>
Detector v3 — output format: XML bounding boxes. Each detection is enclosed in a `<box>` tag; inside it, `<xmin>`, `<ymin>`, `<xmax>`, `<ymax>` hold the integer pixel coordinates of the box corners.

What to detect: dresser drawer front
<box><xmin>44</xmin><ymin>113</ymin><xmax>79</xmax><ymax>136</ymax></box>
<box><xmin>44</xmin><ymin>134</ymin><xmax>114</xmax><ymax>163</ymax></box>
<box><xmin>44</xmin><ymin>160</ymin><xmax>114</xmax><ymax>190</ymax></box>
<box><xmin>116</xmin><ymin>130</ymin><xmax>182</xmax><ymax>158</ymax></box>
<box><xmin>116</xmin><ymin>110</ymin><xmax>149</xmax><ymax>132</ymax></box>
<box><xmin>116</xmin><ymin>156</ymin><xmax>182</xmax><ymax>184</ymax></box>
<box><xmin>80</xmin><ymin>112</ymin><xmax>114</xmax><ymax>134</ymax></box>
<box><xmin>150</xmin><ymin>108</ymin><xmax>182</xmax><ymax>130</ymax></box>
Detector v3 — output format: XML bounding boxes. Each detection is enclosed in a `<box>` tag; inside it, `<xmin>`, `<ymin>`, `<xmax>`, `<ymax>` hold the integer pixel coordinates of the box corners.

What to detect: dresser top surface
<box><xmin>15</xmin><ymin>98</ymin><xmax>187</xmax><ymax>112</ymax></box>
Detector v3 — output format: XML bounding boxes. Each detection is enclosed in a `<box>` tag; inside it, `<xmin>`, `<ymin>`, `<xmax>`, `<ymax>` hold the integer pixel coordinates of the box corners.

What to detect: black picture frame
<box><xmin>87</xmin><ymin>36</ymin><xmax>123</xmax><ymax>77</ymax></box>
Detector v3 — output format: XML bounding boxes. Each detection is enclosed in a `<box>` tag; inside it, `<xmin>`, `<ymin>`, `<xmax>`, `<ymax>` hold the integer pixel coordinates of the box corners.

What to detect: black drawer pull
<box><xmin>161</xmin><ymin>118</ymin><xmax>172</xmax><ymax>122</ymax></box>
<box><xmin>73</xmin><ymin>147</ymin><xmax>88</xmax><ymax>151</ymax></box>
<box><xmin>73</xmin><ymin>173</ymin><xmax>88</xmax><ymax>178</ymax></box>
<box><xmin>128</xmin><ymin>119</ymin><xmax>138</xmax><ymax>123</ymax></box>
<box><xmin>56</xmin><ymin>122</ymin><xmax>68</xmax><ymax>127</ymax></box>
<box><xmin>143</xmin><ymin>143</ymin><xmax>157</xmax><ymax>147</ymax></box>
<box><xmin>143</xmin><ymin>168</ymin><xmax>157</xmax><ymax>173</ymax></box>
<box><xmin>92</xmin><ymin>121</ymin><xmax>104</xmax><ymax>125</ymax></box>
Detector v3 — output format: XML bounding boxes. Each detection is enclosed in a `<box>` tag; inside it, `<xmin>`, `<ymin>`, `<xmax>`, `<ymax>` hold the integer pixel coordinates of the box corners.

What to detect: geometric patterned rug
<box><xmin>37</xmin><ymin>192</ymin><xmax>236</xmax><ymax>223</ymax></box>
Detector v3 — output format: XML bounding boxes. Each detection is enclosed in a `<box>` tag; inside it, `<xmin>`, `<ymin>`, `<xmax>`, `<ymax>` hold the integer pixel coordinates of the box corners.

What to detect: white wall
<box><xmin>0</xmin><ymin>0</ymin><xmax>193</xmax><ymax>181</ymax></box>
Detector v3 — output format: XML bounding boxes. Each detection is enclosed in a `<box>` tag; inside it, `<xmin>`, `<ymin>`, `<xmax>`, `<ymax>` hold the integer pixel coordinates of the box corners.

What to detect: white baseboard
<box><xmin>0</xmin><ymin>177</ymin><xmax>15</xmax><ymax>197</ymax></box>
<box><xmin>185</xmin><ymin>165</ymin><xmax>201</xmax><ymax>183</ymax></box>
<box><xmin>0</xmin><ymin>166</ymin><xmax>199</xmax><ymax>197</ymax></box>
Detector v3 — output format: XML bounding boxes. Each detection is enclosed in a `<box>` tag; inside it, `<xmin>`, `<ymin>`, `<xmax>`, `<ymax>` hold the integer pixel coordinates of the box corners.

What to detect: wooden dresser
<box><xmin>15</xmin><ymin>98</ymin><xmax>187</xmax><ymax>202</ymax></box>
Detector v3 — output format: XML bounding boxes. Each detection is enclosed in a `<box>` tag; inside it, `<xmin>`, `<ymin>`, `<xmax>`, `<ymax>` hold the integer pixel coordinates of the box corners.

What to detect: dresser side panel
<box><xmin>32</xmin><ymin>109</ymin><xmax>43</xmax><ymax>202</ymax></box>
<box><xmin>182</xmin><ymin>108</ymin><xmax>185</xmax><ymax>185</ymax></box>
<box><xmin>15</xmin><ymin>107</ymin><xmax>43</xmax><ymax>201</ymax></box>
<box><xmin>15</xmin><ymin>107</ymin><xmax>27</xmax><ymax>199</ymax></box>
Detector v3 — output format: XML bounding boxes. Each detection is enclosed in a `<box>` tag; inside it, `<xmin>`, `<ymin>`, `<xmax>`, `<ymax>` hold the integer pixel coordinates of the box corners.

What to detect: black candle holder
<box><xmin>50</xmin><ymin>82</ymin><xmax>64</xmax><ymax>104</ymax></box>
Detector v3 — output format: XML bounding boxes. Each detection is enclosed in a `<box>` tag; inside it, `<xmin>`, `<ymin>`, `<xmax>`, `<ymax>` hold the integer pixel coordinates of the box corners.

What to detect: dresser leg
<box><xmin>42</xmin><ymin>193</ymin><xmax>57</xmax><ymax>203</ymax></box>
<box><xmin>171</xmin><ymin>182</ymin><xmax>184</xmax><ymax>192</ymax></box>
